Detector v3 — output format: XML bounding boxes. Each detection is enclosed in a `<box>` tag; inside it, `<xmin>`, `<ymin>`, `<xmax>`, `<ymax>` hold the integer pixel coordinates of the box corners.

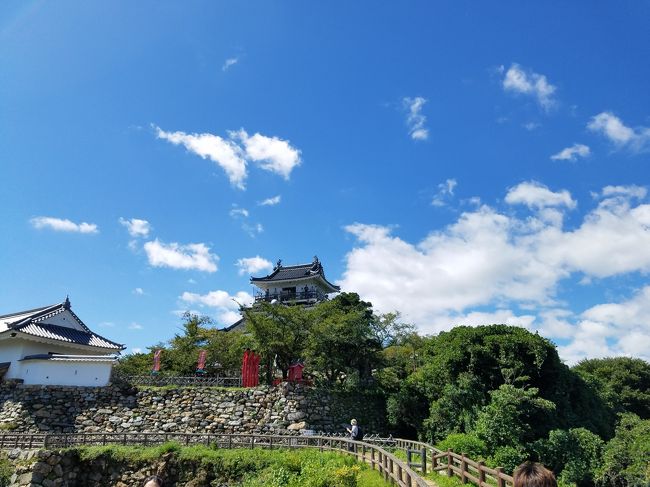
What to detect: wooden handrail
<box><xmin>0</xmin><ymin>433</ymin><xmax>429</xmax><ymax>487</ymax></box>
<box><xmin>368</xmin><ymin>437</ymin><xmax>515</xmax><ymax>487</ymax></box>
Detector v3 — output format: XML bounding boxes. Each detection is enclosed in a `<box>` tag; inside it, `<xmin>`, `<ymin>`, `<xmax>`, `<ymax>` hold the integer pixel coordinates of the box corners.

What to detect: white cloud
<box><xmin>505</xmin><ymin>181</ymin><xmax>576</xmax><ymax>209</ymax></box>
<box><xmin>131</xmin><ymin>347</ymin><xmax>142</xmax><ymax>354</ymax></box>
<box><xmin>340</xmin><ymin>185</ymin><xmax>650</xmax><ymax>361</ymax></box>
<box><xmin>259</xmin><ymin>195</ymin><xmax>281</xmax><ymax>206</ymax></box>
<box><xmin>233</xmin><ymin>129</ymin><xmax>301</xmax><ymax>179</ymax></box>
<box><xmin>550</xmin><ymin>143</ymin><xmax>591</xmax><ymax>161</ymax></box>
<box><xmin>523</xmin><ymin>122</ymin><xmax>541</xmax><ymax>131</ymax></box>
<box><xmin>242</xmin><ymin>222</ymin><xmax>264</xmax><ymax>237</ymax></box>
<box><xmin>119</xmin><ymin>217</ymin><xmax>151</xmax><ymax>238</ymax></box>
<box><xmin>99</xmin><ymin>322</ymin><xmax>115</xmax><ymax>328</ymax></box>
<box><xmin>600</xmin><ymin>185</ymin><xmax>647</xmax><ymax>200</ymax></box>
<box><xmin>143</xmin><ymin>239</ymin><xmax>218</xmax><ymax>272</ymax></box>
<box><xmin>129</xmin><ymin>322</ymin><xmax>143</xmax><ymax>330</ymax></box>
<box><xmin>222</xmin><ymin>57</ymin><xmax>239</xmax><ymax>71</ymax></box>
<box><xmin>180</xmin><ymin>289</ymin><xmax>254</xmax><ymax>326</ymax></box>
<box><xmin>403</xmin><ymin>97</ymin><xmax>429</xmax><ymax>141</ymax></box>
<box><xmin>502</xmin><ymin>63</ymin><xmax>557</xmax><ymax>111</ymax></box>
<box><xmin>587</xmin><ymin>112</ymin><xmax>650</xmax><ymax>152</ymax></box>
<box><xmin>229</xmin><ymin>207</ymin><xmax>249</xmax><ymax>218</ymax></box>
<box><xmin>132</xmin><ymin>288</ymin><xmax>145</xmax><ymax>296</ymax></box>
<box><xmin>431</xmin><ymin>179</ymin><xmax>457</xmax><ymax>207</ymax></box>
<box><xmin>236</xmin><ymin>256</ymin><xmax>273</xmax><ymax>275</ymax></box>
<box><xmin>30</xmin><ymin>216</ymin><xmax>98</xmax><ymax>234</ymax></box>
<box><xmin>155</xmin><ymin>126</ymin><xmax>248</xmax><ymax>189</ymax></box>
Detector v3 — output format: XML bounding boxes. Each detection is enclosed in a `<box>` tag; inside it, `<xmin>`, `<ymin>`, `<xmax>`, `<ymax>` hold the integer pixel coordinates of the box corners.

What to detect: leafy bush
<box><xmin>534</xmin><ymin>428</ymin><xmax>603</xmax><ymax>487</ymax></box>
<box><xmin>598</xmin><ymin>413</ymin><xmax>650</xmax><ymax>486</ymax></box>
<box><xmin>487</xmin><ymin>445</ymin><xmax>527</xmax><ymax>475</ymax></box>
<box><xmin>436</xmin><ymin>433</ymin><xmax>488</xmax><ymax>459</ymax></box>
<box><xmin>0</xmin><ymin>457</ymin><xmax>12</xmax><ymax>487</ymax></box>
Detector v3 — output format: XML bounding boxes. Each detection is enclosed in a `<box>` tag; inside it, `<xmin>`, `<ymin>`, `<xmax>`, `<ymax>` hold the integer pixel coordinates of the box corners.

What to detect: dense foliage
<box><xmin>115</xmin><ymin>296</ymin><xmax>650</xmax><ymax>486</ymax></box>
<box><xmin>75</xmin><ymin>443</ymin><xmax>388</xmax><ymax>486</ymax></box>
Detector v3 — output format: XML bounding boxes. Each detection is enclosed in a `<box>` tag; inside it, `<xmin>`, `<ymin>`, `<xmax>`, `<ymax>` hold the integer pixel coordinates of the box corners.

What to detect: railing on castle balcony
<box><xmin>254</xmin><ymin>290</ymin><xmax>328</xmax><ymax>303</ymax></box>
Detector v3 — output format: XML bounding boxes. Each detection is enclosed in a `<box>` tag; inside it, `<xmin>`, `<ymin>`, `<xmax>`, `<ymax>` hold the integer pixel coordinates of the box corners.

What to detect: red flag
<box><xmin>242</xmin><ymin>349</ymin><xmax>251</xmax><ymax>387</ymax></box>
<box><xmin>152</xmin><ymin>349</ymin><xmax>162</xmax><ymax>373</ymax></box>
<box><xmin>197</xmin><ymin>350</ymin><xmax>207</xmax><ymax>372</ymax></box>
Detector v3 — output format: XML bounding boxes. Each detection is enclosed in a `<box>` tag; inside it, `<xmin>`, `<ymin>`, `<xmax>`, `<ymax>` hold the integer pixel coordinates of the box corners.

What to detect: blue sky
<box><xmin>1</xmin><ymin>1</ymin><xmax>649</xmax><ymax>363</ymax></box>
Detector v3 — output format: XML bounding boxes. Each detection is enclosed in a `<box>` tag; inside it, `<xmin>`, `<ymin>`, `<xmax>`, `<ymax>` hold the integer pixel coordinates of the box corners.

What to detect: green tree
<box><xmin>473</xmin><ymin>384</ymin><xmax>555</xmax><ymax>450</ymax></box>
<box><xmin>573</xmin><ymin>357</ymin><xmax>650</xmax><ymax>419</ymax></box>
<box><xmin>305</xmin><ymin>293</ymin><xmax>383</xmax><ymax>385</ymax></box>
<box><xmin>534</xmin><ymin>428</ymin><xmax>604</xmax><ymax>486</ymax></box>
<box><xmin>243</xmin><ymin>301</ymin><xmax>313</xmax><ymax>382</ymax></box>
<box><xmin>598</xmin><ymin>413</ymin><xmax>650</xmax><ymax>487</ymax></box>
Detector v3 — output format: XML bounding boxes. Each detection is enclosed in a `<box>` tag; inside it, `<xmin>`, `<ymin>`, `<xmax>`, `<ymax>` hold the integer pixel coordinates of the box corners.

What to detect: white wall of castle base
<box><xmin>0</xmin><ymin>340</ymin><xmax>113</xmax><ymax>386</ymax></box>
<box><xmin>18</xmin><ymin>360</ymin><xmax>112</xmax><ymax>387</ymax></box>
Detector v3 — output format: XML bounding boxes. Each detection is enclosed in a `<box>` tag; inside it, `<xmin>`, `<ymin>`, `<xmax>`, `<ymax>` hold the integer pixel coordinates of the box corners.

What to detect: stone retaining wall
<box><xmin>0</xmin><ymin>382</ymin><xmax>337</xmax><ymax>435</ymax></box>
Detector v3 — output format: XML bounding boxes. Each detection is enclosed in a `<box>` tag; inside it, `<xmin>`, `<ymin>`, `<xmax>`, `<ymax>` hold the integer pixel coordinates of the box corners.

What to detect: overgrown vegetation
<box><xmin>115</xmin><ymin>293</ymin><xmax>650</xmax><ymax>486</ymax></box>
<box><xmin>0</xmin><ymin>455</ymin><xmax>12</xmax><ymax>487</ymax></box>
<box><xmin>71</xmin><ymin>443</ymin><xmax>389</xmax><ymax>486</ymax></box>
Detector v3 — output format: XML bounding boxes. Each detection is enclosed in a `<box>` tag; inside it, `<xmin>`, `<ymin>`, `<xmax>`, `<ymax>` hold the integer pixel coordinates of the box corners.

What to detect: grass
<box><xmin>67</xmin><ymin>443</ymin><xmax>390</xmax><ymax>486</ymax></box>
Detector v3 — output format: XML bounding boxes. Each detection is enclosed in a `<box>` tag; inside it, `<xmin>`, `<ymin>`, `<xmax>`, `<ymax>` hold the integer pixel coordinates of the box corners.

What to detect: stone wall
<box><xmin>0</xmin><ymin>382</ymin><xmax>345</xmax><ymax>435</ymax></box>
<box><xmin>5</xmin><ymin>448</ymin><xmax>253</xmax><ymax>487</ymax></box>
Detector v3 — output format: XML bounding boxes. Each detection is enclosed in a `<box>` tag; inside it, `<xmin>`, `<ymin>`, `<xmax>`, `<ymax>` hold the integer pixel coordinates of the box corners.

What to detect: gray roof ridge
<box><xmin>0</xmin><ymin>303</ymin><xmax>57</xmax><ymax>320</ymax></box>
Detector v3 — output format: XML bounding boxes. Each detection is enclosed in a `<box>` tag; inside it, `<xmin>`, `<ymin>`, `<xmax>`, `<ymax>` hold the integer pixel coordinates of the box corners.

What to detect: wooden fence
<box><xmin>382</xmin><ymin>437</ymin><xmax>514</xmax><ymax>487</ymax></box>
<box><xmin>114</xmin><ymin>375</ymin><xmax>242</xmax><ymax>387</ymax></box>
<box><xmin>0</xmin><ymin>433</ymin><xmax>429</xmax><ymax>487</ymax></box>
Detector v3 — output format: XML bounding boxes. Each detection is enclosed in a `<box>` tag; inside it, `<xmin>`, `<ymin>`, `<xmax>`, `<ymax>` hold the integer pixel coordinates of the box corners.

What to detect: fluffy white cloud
<box><xmin>143</xmin><ymin>239</ymin><xmax>218</xmax><ymax>272</ymax></box>
<box><xmin>403</xmin><ymin>97</ymin><xmax>429</xmax><ymax>141</ymax></box>
<box><xmin>180</xmin><ymin>289</ymin><xmax>254</xmax><ymax>326</ymax></box>
<box><xmin>132</xmin><ymin>287</ymin><xmax>145</xmax><ymax>295</ymax></box>
<box><xmin>119</xmin><ymin>217</ymin><xmax>151</xmax><ymax>238</ymax></box>
<box><xmin>236</xmin><ymin>256</ymin><xmax>273</xmax><ymax>275</ymax></box>
<box><xmin>505</xmin><ymin>181</ymin><xmax>576</xmax><ymax>209</ymax></box>
<box><xmin>259</xmin><ymin>195</ymin><xmax>281</xmax><ymax>206</ymax></box>
<box><xmin>340</xmin><ymin>185</ymin><xmax>650</xmax><ymax>362</ymax></box>
<box><xmin>234</xmin><ymin>130</ymin><xmax>301</xmax><ymax>179</ymax></box>
<box><xmin>155</xmin><ymin>126</ymin><xmax>248</xmax><ymax>189</ymax></box>
<box><xmin>222</xmin><ymin>57</ymin><xmax>239</xmax><ymax>71</ymax></box>
<box><xmin>550</xmin><ymin>143</ymin><xmax>591</xmax><ymax>161</ymax></box>
<box><xmin>600</xmin><ymin>185</ymin><xmax>647</xmax><ymax>200</ymax></box>
<box><xmin>587</xmin><ymin>112</ymin><xmax>650</xmax><ymax>152</ymax></box>
<box><xmin>30</xmin><ymin>216</ymin><xmax>98</xmax><ymax>234</ymax></box>
<box><xmin>502</xmin><ymin>63</ymin><xmax>557</xmax><ymax>111</ymax></box>
<box><xmin>431</xmin><ymin>179</ymin><xmax>457</xmax><ymax>207</ymax></box>
<box><xmin>129</xmin><ymin>322</ymin><xmax>143</xmax><ymax>330</ymax></box>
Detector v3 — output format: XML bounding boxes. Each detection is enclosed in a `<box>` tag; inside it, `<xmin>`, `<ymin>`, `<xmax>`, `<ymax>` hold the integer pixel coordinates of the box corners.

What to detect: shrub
<box><xmin>436</xmin><ymin>433</ymin><xmax>488</xmax><ymax>459</ymax></box>
<box><xmin>487</xmin><ymin>446</ymin><xmax>527</xmax><ymax>475</ymax></box>
<box><xmin>598</xmin><ymin>413</ymin><xmax>650</xmax><ymax>486</ymax></box>
<box><xmin>534</xmin><ymin>428</ymin><xmax>603</xmax><ymax>487</ymax></box>
<box><xmin>0</xmin><ymin>458</ymin><xmax>12</xmax><ymax>487</ymax></box>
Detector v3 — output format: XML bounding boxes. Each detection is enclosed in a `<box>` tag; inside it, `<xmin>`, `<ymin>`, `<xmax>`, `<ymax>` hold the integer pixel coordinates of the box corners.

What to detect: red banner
<box><xmin>197</xmin><ymin>350</ymin><xmax>207</xmax><ymax>371</ymax></box>
<box><xmin>152</xmin><ymin>349</ymin><xmax>162</xmax><ymax>372</ymax></box>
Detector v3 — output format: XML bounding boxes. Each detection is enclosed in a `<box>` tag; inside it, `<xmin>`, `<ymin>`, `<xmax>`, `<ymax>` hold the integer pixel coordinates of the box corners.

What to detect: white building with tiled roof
<box><xmin>0</xmin><ymin>297</ymin><xmax>124</xmax><ymax>386</ymax></box>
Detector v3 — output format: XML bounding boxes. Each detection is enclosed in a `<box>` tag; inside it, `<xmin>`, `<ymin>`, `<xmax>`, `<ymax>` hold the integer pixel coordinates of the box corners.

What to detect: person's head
<box><xmin>143</xmin><ymin>475</ymin><xmax>164</xmax><ymax>487</ymax></box>
<box><xmin>350</xmin><ymin>419</ymin><xmax>357</xmax><ymax>425</ymax></box>
<box><xmin>513</xmin><ymin>462</ymin><xmax>557</xmax><ymax>487</ymax></box>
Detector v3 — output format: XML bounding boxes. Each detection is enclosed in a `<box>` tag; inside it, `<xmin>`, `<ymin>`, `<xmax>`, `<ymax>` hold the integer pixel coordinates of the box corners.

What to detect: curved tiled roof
<box><xmin>0</xmin><ymin>298</ymin><xmax>124</xmax><ymax>351</ymax></box>
<box><xmin>14</xmin><ymin>322</ymin><xmax>123</xmax><ymax>350</ymax></box>
<box><xmin>251</xmin><ymin>258</ymin><xmax>340</xmax><ymax>292</ymax></box>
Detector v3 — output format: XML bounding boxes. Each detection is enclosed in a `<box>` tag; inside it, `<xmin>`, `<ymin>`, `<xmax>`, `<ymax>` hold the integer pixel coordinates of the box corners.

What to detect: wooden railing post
<box><xmin>406</xmin><ymin>447</ymin><xmax>412</xmax><ymax>467</ymax></box>
<box><xmin>461</xmin><ymin>453</ymin><xmax>468</xmax><ymax>483</ymax></box>
<box><xmin>432</xmin><ymin>450</ymin><xmax>438</xmax><ymax>469</ymax></box>
<box><xmin>421</xmin><ymin>447</ymin><xmax>427</xmax><ymax>474</ymax></box>
<box><xmin>478</xmin><ymin>461</ymin><xmax>486</xmax><ymax>486</ymax></box>
<box><xmin>496</xmin><ymin>467</ymin><xmax>505</xmax><ymax>487</ymax></box>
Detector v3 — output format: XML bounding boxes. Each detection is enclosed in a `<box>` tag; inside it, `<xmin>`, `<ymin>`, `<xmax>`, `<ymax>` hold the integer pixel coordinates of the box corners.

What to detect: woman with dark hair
<box><xmin>513</xmin><ymin>462</ymin><xmax>557</xmax><ymax>487</ymax></box>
